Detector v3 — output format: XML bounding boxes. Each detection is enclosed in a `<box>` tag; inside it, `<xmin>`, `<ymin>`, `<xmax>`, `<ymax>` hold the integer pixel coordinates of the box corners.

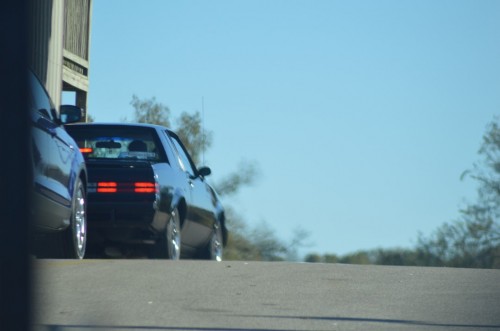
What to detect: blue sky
<box><xmin>84</xmin><ymin>1</ymin><xmax>500</xmax><ymax>256</ymax></box>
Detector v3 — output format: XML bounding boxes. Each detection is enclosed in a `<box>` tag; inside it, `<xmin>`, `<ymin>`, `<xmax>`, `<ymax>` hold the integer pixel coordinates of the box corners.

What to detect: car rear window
<box><xmin>66</xmin><ymin>125</ymin><xmax>166</xmax><ymax>162</ymax></box>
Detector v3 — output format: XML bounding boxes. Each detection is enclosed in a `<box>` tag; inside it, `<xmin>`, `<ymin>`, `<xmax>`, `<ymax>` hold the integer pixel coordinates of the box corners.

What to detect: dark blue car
<box><xmin>30</xmin><ymin>70</ymin><xmax>88</xmax><ymax>259</ymax></box>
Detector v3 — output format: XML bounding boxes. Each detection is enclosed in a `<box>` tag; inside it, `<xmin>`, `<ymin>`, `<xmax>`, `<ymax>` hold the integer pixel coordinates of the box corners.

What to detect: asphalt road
<box><xmin>32</xmin><ymin>260</ymin><xmax>500</xmax><ymax>331</ymax></box>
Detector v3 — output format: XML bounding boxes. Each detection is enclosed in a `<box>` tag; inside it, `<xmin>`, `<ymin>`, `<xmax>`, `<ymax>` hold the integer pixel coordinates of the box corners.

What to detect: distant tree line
<box><xmin>306</xmin><ymin>118</ymin><xmax>500</xmax><ymax>269</ymax></box>
<box><xmin>103</xmin><ymin>96</ymin><xmax>500</xmax><ymax>268</ymax></box>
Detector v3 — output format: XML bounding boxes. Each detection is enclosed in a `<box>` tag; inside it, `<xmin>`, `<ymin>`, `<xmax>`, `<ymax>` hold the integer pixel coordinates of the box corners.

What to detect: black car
<box><xmin>30</xmin><ymin>70</ymin><xmax>88</xmax><ymax>259</ymax></box>
<box><xmin>65</xmin><ymin>123</ymin><xmax>227</xmax><ymax>260</ymax></box>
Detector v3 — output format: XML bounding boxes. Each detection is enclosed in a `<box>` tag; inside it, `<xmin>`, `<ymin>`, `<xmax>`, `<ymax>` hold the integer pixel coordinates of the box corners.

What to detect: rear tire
<box><xmin>61</xmin><ymin>177</ymin><xmax>87</xmax><ymax>259</ymax></box>
<box><xmin>202</xmin><ymin>219</ymin><xmax>223</xmax><ymax>261</ymax></box>
<box><xmin>152</xmin><ymin>208</ymin><xmax>181</xmax><ymax>260</ymax></box>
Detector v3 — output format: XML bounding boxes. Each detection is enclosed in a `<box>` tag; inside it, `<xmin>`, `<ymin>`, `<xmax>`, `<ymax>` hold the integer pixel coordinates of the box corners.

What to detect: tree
<box><xmin>175</xmin><ymin>111</ymin><xmax>212</xmax><ymax>165</ymax></box>
<box><xmin>214</xmin><ymin>160</ymin><xmax>259</xmax><ymax>197</ymax></box>
<box><xmin>249</xmin><ymin>221</ymin><xmax>288</xmax><ymax>261</ymax></box>
<box><xmin>304</xmin><ymin>253</ymin><xmax>322</xmax><ymax>263</ymax></box>
<box><xmin>372</xmin><ymin>248</ymin><xmax>419</xmax><ymax>266</ymax></box>
<box><xmin>222</xmin><ymin>207</ymin><xmax>262</xmax><ymax>261</ymax></box>
<box><xmin>223</xmin><ymin>206</ymin><xmax>310</xmax><ymax>262</ymax></box>
<box><xmin>339</xmin><ymin>251</ymin><xmax>371</xmax><ymax>265</ymax></box>
<box><xmin>130</xmin><ymin>95</ymin><xmax>171</xmax><ymax>127</ymax></box>
<box><xmin>286</xmin><ymin>227</ymin><xmax>312</xmax><ymax>261</ymax></box>
<box><xmin>415</xmin><ymin>118</ymin><xmax>500</xmax><ymax>268</ymax></box>
<box><xmin>304</xmin><ymin>253</ymin><xmax>338</xmax><ymax>263</ymax></box>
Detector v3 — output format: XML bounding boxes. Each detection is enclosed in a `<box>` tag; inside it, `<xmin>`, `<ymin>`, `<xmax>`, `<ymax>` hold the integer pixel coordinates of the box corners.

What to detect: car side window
<box><xmin>30</xmin><ymin>72</ymin><xmax>55</xmax><ymax>122</ymax></box>
<box><xmin>168</xmin><ymin>132</ymin><xmax>196</xmax><ymax>176</ymax></box>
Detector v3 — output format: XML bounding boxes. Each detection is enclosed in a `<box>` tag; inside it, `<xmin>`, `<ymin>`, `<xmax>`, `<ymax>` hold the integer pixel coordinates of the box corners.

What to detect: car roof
<box><xmin>67</xmin><ymin>122</ymin><xmax>173</xmax><ymax>131</ymax></box>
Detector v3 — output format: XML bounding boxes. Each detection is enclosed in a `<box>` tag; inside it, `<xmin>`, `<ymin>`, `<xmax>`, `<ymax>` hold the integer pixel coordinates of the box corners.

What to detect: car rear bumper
<box><xmin>88</xmin><ymin>201</ymin><xmax>157</xmax><ymax>227</ymax></box>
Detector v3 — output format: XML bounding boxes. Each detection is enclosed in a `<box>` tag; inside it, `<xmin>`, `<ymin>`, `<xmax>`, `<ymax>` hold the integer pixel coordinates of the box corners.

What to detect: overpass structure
<box><xmin>29</xmin><ymin>0</ymin><xmax>92</xmax><ymax>121</ymax></box>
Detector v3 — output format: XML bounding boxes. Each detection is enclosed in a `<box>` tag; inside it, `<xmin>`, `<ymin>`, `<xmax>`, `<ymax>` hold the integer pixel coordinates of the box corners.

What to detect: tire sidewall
<box><xmin>209</xmin><ymin>220</ymin><xmax>223</xmax><ymax>261</ymax></box>
<box><xmin>165</xmin><ymin>208</ymin><xmax>181</xmax><ymax>260</ymax></box>
<box><xmin>68</xmin><ymin>177</ymin><xmax>86</xmax><ymax>259</ymax></box>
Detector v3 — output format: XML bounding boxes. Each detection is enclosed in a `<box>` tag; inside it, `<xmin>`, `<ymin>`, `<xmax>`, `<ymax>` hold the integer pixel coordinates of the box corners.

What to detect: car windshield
<box><xmin>65</xmin><ymin>125</ymin><xmax>165</xmax><ymax>162</ymax></box>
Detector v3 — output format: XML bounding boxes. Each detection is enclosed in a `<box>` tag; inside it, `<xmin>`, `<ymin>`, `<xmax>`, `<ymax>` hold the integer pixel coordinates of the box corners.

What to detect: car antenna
<box><xmin>202</xmin><ymin>96</ymin><xmax>205</xmax><ymax>166</ymax></box>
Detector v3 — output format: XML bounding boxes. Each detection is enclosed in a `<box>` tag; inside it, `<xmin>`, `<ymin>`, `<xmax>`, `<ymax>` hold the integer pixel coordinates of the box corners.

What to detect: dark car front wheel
<box><xmin>61</xmin><ymin>176</ymin><xmax>87</xmax><ymax>259</ymax></box>
<box><xmin>152</xmin><ymin>207</ymin><xmax>181</xmax><ymax>260</ymax></box>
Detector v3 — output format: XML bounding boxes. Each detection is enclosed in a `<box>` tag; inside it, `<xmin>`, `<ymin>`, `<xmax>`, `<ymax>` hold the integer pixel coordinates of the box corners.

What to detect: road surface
<box><xmin>32</xmin><ymin>259</ymin><xmax>500</xmax><ymax>331</ymax></box>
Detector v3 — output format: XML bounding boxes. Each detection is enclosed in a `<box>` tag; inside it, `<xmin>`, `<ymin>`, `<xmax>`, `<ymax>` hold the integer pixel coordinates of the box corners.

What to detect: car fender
<box><xmin>69</xmin><ymin>146</ymin><xmax>87</xmax><ymax>198</ymax></box>
<box><xmin>214</xmin><ymin>204</ymin><xmax>227</xmax><ymax>246</ymax></box>
<box><xmin>170</xmin><ymin>187</ymin><xmax>187</xmax><ymax>228</ymax></box>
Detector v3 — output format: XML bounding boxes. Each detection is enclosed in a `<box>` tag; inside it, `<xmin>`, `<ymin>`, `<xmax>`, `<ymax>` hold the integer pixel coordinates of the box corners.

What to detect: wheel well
<box><xmin>79</xmin><ymin>171</ymin><xmax>87</xmax><ymax>193</ymax></box>
<box><xmin>176</xmin><ymin>198</ymin><xmax>187</xmax><ymax>228</ymax></box>
<box><xmin>219</xmin><ymin>212</ymin><xmax>228</xmax><ymax>246</ymax></box>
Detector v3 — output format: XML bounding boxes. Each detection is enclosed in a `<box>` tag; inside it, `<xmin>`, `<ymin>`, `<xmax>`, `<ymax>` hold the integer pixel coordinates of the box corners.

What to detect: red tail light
<box><xmin>80</xmin><ymin>147</ymin><xmax>93</xmax><ymax>154</ymax></box>
<box><xmin>134</xmin><ymin>182</ymin><xmax>158</xmax><ymax>193</ymax></box>
<box><xmin>97</xmin><ymin>182</ymin><xmax>117</xmax><ymax>193</ymax></box>
<box><xmin>94</xmin><ymin>182</ymin><xmax>158</xmax><ymax>193</ymax></box>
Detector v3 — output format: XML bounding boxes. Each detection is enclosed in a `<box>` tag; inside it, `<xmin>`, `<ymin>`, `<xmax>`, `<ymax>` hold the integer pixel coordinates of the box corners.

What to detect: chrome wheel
<box><xmin>60</xmin><ymin>177</ymin><xmax>86</xmax><ymax>259</ymax></box>
<box><xmin>166</xmin><ymin>209</ymin><xmax>181</xmax><ymax>260</ymax></box>
<box><xmin>209</xmin><ymin>221</ymin><xmax>223</xmax><ymax>261</ymax></box>
<box><xmin>73</xmin><ymin>182</ymin><xmax>87</xmax><ymax>258</ymax></box>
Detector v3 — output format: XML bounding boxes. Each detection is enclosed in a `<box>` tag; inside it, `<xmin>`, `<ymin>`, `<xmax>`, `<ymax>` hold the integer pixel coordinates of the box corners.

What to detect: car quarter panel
<box><xmin>161</xmin><ymin>129</ymin><xmax>216</xmax><ymax>246</ymax></box>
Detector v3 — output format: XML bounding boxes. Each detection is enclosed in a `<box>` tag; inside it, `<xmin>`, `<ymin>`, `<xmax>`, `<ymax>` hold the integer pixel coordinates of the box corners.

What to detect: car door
<box><xmin>167</xmin><ymin>131</ymin><xmax>214</xmax><ymax>247</ymax></box>
<box><xmin>30</xmin><ymin>72</ymin><xmax>74</xmax><ymax>228</ymax></box>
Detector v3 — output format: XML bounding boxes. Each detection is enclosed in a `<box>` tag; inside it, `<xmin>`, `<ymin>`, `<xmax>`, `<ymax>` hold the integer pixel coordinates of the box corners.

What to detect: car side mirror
<box><xmin>60</xmin><ymin>105</ymin><xmax>83</xmax><ymax>124</ymax></box>
<box><xmin>197</xmin><ymin>166</ymin><xmax>211</xmax><ymax>177</ymax></box>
